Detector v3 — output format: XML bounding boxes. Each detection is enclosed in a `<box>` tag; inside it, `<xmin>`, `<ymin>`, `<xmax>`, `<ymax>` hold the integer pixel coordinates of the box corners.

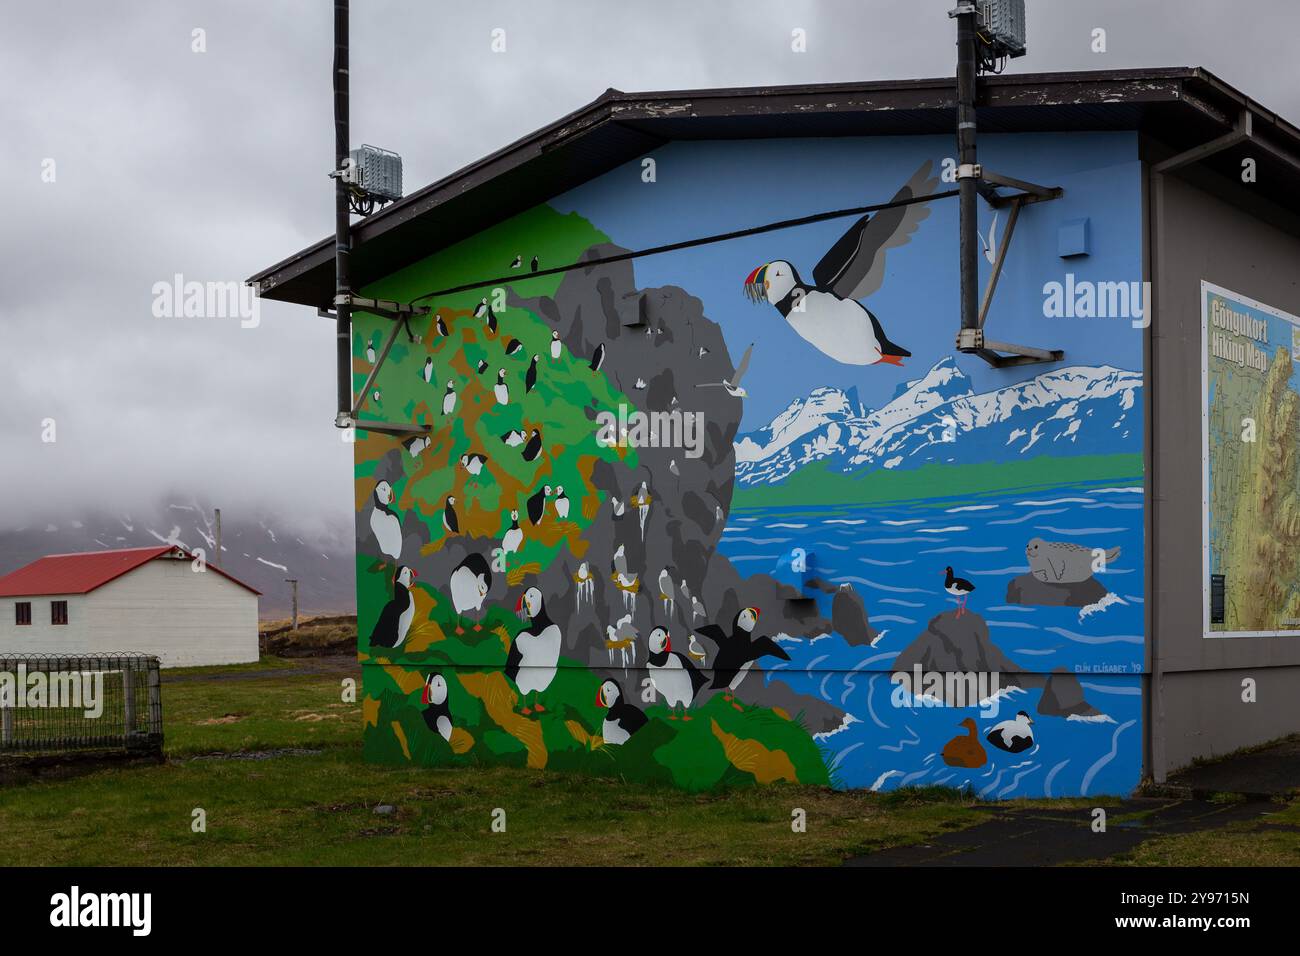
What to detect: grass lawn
<box><xmin>0</xmin><ymin>657</ymin><xmax>1294</xmax><ymax>866</ymax></box>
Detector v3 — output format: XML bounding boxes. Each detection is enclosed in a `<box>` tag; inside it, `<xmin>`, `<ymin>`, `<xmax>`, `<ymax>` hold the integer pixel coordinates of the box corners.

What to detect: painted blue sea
<box><xmin>721</xmin><ymin>479</ymin><xmax>1146</xmax><ymax>798</ymax></box>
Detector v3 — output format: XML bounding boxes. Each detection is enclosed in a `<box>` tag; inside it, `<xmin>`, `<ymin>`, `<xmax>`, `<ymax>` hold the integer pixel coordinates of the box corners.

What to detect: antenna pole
<box><xmin>955</xmin><ymin>2</ymin><xmax>980</xmax><ymax>334</ymax></box>
<box><xmin>333</xmin><ymin>0</ymin><xmax>353</xmax><ymax>427</ymax></box>
<box><xmin>214</xmin><ymin>507</ymin><xmax>222</xmax><ymax>567</ymax></box>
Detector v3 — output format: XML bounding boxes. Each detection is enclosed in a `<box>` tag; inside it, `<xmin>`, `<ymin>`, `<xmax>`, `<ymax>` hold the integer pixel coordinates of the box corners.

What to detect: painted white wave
<box><xmin>1079</xmin><ymin>591</ymin><xmax>1128</xmax><ymax>621</ymax></box>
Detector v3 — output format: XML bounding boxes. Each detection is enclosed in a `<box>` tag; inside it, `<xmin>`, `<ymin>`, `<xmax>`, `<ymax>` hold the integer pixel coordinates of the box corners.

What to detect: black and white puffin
<box><xmin>596</xmin><ymin>679</ymin><xmax>646</xmax><ymax>745</ymax></box>
<box><xmin>530</xmin><ymin>255</ymin><xmax>539</xmax><ymax>272</ymax></box>
<box><xmin>422</xmin><ymin>672</ymin><xmax>453</xmax><ymax>741</ymax></box>
<box><xmin>442</xmin><ymin>380</ymin><xmax>457</xmax><ymax>416</ymax></box>
<box><xmin>521</xmin><ymin>428</ymin><xmax>542</xmax><ymax>463</ymax></box>
<box><xmin>645</xmin><ymin>626</ymin><xmax>708</xmax><ymax>720</ymax></box>
<box><xmin>484</xmin><ymin>303</ymin><xmax>498</xmax><ymax>336</ymax></box>
<box><xmin>500</xmin><ymin>429</ymin><xmax>525</xmax><ymax>447</ymax></box>
<box><xmin>449</xmin><ymin>552</ymin><xmax>492</xmax><ymax>633</ymax></box>
<box><xmin>368</xmin><ymin>480</ymin><xmax>402</xmax><ymax>560</ymax></box>
<box><xmin>474</xmin><ymin>298</ymin><xmax>488</xmax><ymax>319</ymax></box>
<box><xmin>589</xmin><ymin>343</ymin><xmax>605</xmax><ymax>372</ymax></box>
<box><xmin>942</xmin><ymin>566</ymin><xmax>976</xmax><ymax>618</ymax></box>
<box><xmin>553</xmin><ymin>486</ymin><xmax>570</xmax><ymax>520</ymax></box>
<box><xmin>476</xmin><ymin>358</ymin><xmax>489</xmax><ymax>374</ymax></box>
<box><xmin>696</xmin><ymin>607</ymin><xmax>790</xmax><ymax>707</ymax></box>
<box><xmin>421</xmin><ymin>357</ymin><xmax>433</xmax><ymax>383</ymax></box>
<box><xmin>443</xmin><ymin>495</ymin><xmax>459</xmax><ymax>534</ymax></box>
<box><xmin>403</xmin><ymin>434</ymin><xmax>431</xmax><ymax>459</ymax></box>
<box><xmin>501</xmin><ymin>509</ymin><xmax>523</xmax><ymax>557</ymax></box>
<box><xmin>743</xmin><ymin>162</ymin><xmax>936</xmax><ymax>368</ymax></box>
<box><xmin>525</xmin><ymin>485</ymin><xmax>552</xmax><ymax>525</ymax></box>
<box><xmin>493</xmin><ymin>369</ymin><xmax>509</xmax><ymax>406</ymax></box>
<box><xmin>506</xmin><ymin>587</ymin><xmax>562</xmax><ymax>715</ymax></box>
<box><xmin>504</xmin><ymin>338</ymin><xmax>524</xmax><ymax>357</ymax></box>
<box><xmin>525</xmin><ymin>355</ymin><xmax>539</xmax><ymax>393</ymax></box>
<box><xmin>986</xmin><ymin>711</ymin><xmax>1035</xmax><ymax>754</ymax></box>
<box><xmin>369</xmin><ymin>565</ymin><xmax>416</xmax><ymax>649</ymax></box>
<box><xmin>510</xmin><ymin>254</ymin><xmax>522</xmax><ymax>269</ymax></box>
<box><xmin>459</xmin><ymin>453</ymin><xmax>488</xmax><ymax>487</ymax></box>
<box><xmin>549</xmin><ymin>330</ymin><xmax>562</xmax><ymax>362</ymax></box>
<box><xmin>435</xmin><ymin>314</ymin><xmax>449</xmax><ymax>337</ymax></box>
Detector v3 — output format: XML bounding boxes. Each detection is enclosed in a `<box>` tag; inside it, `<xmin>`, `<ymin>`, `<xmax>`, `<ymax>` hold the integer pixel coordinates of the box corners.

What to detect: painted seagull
<box><xmin>742</xmin><ymin>160</ymin><xmax>938</xmax><ymax>367</ymax></box>
<box><xmin>696</xmin><ymin>343</ymin><xmax>753</xmax><ymax>398</ymax></box>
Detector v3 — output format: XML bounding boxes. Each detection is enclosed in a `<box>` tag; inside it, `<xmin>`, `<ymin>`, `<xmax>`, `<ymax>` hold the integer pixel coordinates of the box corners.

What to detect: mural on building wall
<box><xmin>353</xmin><ymin>134</ymin><xmax>1146</xmax><ymax>796</ymax></box>
<box><xmin>1203</xmin><ymin>281</ymin><xmax>1300</xmax><ymax>637</ymax></box>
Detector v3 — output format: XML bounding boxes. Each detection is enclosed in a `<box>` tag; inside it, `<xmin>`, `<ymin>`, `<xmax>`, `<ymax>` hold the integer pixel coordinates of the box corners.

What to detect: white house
<box><xmin>0</xmin><ymin>546</ymin><xmax>260</xmax><ymax>667</ymax></box>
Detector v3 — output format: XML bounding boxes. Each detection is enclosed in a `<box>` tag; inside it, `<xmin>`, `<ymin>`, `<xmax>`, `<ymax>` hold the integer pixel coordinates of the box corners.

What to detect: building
<box><xmin>250</xmin><ymin>68</ymin><xmax>1300</xmax><ymax>795</ymax></box>
<box><xmin>0</xmin><ymin>546</ymin><xmax>260</xmax><ymax>667</ymax></box>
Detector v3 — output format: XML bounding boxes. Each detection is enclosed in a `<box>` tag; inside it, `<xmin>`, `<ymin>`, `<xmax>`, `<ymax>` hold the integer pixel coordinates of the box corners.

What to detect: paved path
<box><xmin>1166</xmin><ymin>735</ymin><xmax>1300</xmax><ymax>798</ymax></box>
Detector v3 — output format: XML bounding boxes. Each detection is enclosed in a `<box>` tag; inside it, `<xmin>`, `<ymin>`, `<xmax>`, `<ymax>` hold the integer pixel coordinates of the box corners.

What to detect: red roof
<box><xmin>0</xmin><ymin>546</ymin><xmax>261</xmax><ymax>598</ymax></box>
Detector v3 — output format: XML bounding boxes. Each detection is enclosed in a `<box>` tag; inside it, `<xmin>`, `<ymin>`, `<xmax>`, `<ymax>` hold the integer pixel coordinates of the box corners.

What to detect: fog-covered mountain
<box><xmin>735</xmin><ymin>357</ymin><xmax>1141</xmax><ymax>486</ymax></box>
<box><xmin>0</xmin><ymin>500</ymin><xmax>354</xmax><ymax>617</ymax></box>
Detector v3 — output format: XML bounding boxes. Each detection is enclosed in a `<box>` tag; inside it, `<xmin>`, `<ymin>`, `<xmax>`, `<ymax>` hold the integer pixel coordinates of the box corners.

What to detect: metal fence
<box><xmin>0</xmin><ymin>653</ymin><xmax>162</xmax><ymax>755</ymax></box>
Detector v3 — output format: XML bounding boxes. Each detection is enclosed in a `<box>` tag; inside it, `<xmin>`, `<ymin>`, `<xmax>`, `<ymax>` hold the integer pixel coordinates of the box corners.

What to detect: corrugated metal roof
<box><xmin>0</xmin><ymin>546</ymin><xmax>262</xmax><ymax>598</ymax></box>
<box><xmin>247</xmin><ymin>67</ymin><xmax>1300</xmax><ymax>309</ymax></box>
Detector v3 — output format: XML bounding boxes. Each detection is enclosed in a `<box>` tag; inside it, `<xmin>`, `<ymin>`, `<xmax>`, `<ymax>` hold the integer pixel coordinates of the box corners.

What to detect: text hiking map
<box><xmin>1203</xmin><ymin>281</ymin><xmax>1300</xmax><ymax>637</ymax></box>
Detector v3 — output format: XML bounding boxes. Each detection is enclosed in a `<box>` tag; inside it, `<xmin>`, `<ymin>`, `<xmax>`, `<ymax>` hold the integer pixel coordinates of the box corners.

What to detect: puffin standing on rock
<box><xmin>507</xmin><ymin>587</ymin><xmax>562</xmax><ymax>715</ymax></box>
<box><xmin>370</xmin><ymin>565</ymin><xmax>416</xmax><ymax>649</ymax></box>
<box><xmin>596</xmin><ymin>679</ymin><xmax>647</xmax><ymax>745</ymax></box>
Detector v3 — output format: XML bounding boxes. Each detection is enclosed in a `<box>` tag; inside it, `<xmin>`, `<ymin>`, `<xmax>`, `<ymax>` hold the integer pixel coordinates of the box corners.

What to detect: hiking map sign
<box><xmin>1202</xmin><ymin>281</ymin><xmax>1300</xmax><ymax>638</ymax></box>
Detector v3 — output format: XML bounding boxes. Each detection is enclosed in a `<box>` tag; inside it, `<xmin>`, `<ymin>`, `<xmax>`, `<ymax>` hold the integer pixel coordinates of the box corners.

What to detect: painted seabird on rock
<box><xmin>369</xmin><ymin>480</ymin><xmax>402</xmax><ymax>560</ymax></box>
<box><xmin>596</xmin><ymin>679</ymin><xmax>646</xmax><ymax>745</ymax></box>
<box><xmin>943</xmin><ymin>566</ymin><xmax>976</xmax><ymax>618</ymax></box>
<box><xmin>421</xmin><ymin>672</ymin><xmax>453</xmax><ymax>742</ymax></box>
<box><xmin>743</xmin><ymin>161</ymin><xmax>937</xmax><ymax>367</ymax></box>
<box><xmin>448</xmin><ymin>552</ymin><xmax>492</xmax><ymax>633</ymax></box>
<box><xmin>507</xmin><ymin>587</ymin><xmax>562</xmax><ymax>715</ymax></box>
<box><xmin>370</xmin><ymin>565</ymin><xmax>416</xmax><ymax>649</ymax></box>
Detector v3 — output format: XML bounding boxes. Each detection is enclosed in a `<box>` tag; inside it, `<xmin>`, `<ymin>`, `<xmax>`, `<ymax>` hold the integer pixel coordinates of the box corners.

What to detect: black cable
<box><xmin>408</xmin><ymin>188</ymin><xmax>960</xmax><ymax>305</ymax></box>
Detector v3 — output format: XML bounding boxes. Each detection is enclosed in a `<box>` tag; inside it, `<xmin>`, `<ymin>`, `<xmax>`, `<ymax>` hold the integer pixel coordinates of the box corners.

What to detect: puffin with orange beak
<box><xmin>369</xmin><ymin>565</ymin><xmax>417</xmax><ymax>649</ymax></box>
<box><xmin>696</xmin><ymin>606</ymin><xmax>790</xmax><ymax>709</ymax></box>
<box><xmin>596</xmin><ymin>679</ymin><xmax>647</xmax><ymax>745</ymax></box>
<box><xmin>742</xmin><ymin>161</ymin><xmax>938</xmax><ymax>368</ymax></box>
<box><xmin>645</xmin><ymin>626</ymin><xmax>708</xmax><ymax>721</ymax></box>
<box><xmin>506</xmin><ymin>586</ymin><xmax>561</xmax><ymax>716</ymax></box>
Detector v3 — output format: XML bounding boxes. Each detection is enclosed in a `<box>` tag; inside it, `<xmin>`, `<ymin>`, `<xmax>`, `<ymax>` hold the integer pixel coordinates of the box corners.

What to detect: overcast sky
<box><xmin>3</xmin><ymin>0</ymin><xmax>1296</xmax><ymax>538</ymax></box>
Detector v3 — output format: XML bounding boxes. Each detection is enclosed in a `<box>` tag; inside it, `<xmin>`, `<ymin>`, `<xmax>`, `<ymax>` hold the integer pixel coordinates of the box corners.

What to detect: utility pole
<box><xmin>285</xmin><ymin>579</ymin><xmax>299</xmax><ymax>630</ymax></box>
<box><xmin>953</xmin><ymin>0</ymin><xmax>981</xmax><ymax>338</ymax></box>
<box><xmin>333</xmin><ymin>0</ymin><xmax>353</xmax><ymax>429</ymax></box>
<box><xmin>213</xmin><ymin>508</ymin><xmax>222</xmax><ymax>567</ymax></box>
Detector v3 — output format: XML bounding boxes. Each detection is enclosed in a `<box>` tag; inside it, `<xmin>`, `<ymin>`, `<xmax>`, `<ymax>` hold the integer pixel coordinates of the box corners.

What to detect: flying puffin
<box><xmin>493</xmin><ymin>369</ymin><xmax>510</xmax><ymax>406</ymax></box>
<box><xmin>421</xmin><ymin>357</ymin><xmax>434</xmax><ymax>383</ymax></box>
<box><xmin>696</xmin><ymin>607</ymin><xmax>791</xmax><ymax>707</ymax></box>
<box><xmin>525</xmin><ymin>355</ymin><xmax>539</xmax><ymax>393</ymax></box>
<box><xmin>504</xmin><ymin>338</ymin><xmax>524</xmax><ymax>357</ymax></box>
<box><xmin>696</xmin><ymin>343</ymin><xmax>753</xmax><ymax>398</ymax></box>
<box><xmin>449</xmin><ymin>552</ymin><xmax>492</xmax><ymax>633</ymax></box>
<box><xmin>646</xmin><ymin>627</ymin><xmax>708</xmax><ymax>720</ymax></box>
<box><xmin>442</xmin><ymin>495</ymin><xmax>459</xmax><ymax>534</ymax></box>
<box><xmin>589</xmin><ymin>343</ymin><xmax>605</xmax><ymax>372</ymax></box>
<box><xmin>500</xmin><ymin>429</ymin><xmax>525</xmax><ymax>447</ymax></box>
<box><xmin>510</xmin><ymin>254</ymin><xmax>522</xmax><ymax>269</ymax></box>
<box><xmin>369</xmin><ymin>565</ymin><xmax>416</xmax><ymax>649</ymax></box>
<box><xmin>525</xmin><ymin>485</ymin><xmax>552</xmax><ymax>525</ymax></box>
<box><xmin>369</xmin><ymin>480</ymin><xmax>402</xmax><ymax>560</ymax></box>
<box><xmin>435</xmin><ymin>314</ymin><xmax>449</xmax><ymax>338</ymax></box>
<box><xmin>521</xmin><ymin>428</ymin><xmax>542</xmax><ymax>463</ymax></box>
<box><xmin>943</xmin><ymin>566</ymin><xmax>976</xmax><ymax>618</ymax></box>
<box><xmin>553</xmin><ymin>486</ymin><xmax>570</xmax><ymax>520</ymax></box>
<box><xmin>458</xmin><ymin>453</ymin><xmax>488</xmax><ymax>487</ymax></box>
<box><xmin>596</xmin><ymin>679</ymin><xmax>647</xmax><ymax>745</ymax></box>
<box><xmin>549</xmin><ymin>330</ymin><xmax>562</xmax><ymax>363</ymax></box>
<box><xmin>501</xmin><ymin>509</ymin><xmax>523</xmax><ymax>557</ymax></box>
<box><xmin>986</xmin><ymin>711</ymin><xmax>1035</xmax><ymax>754</ymax></box>
<box><xmin>421</xmin><ymin>672</ymin><xmax>453</xmax><ymax>742</ymax></box>
<box><xmin>476</xmin><ymin>358</ymin><xmax>489</xmax><ymax>374</ymax></box>
<box><xmin>441</xmin><ymin>380</ymin><xmax>457</xmax><ymax>416</ymax></box>
<box><xmin>507</xmin><ymin>587</ymin><xmax>562</xmax><ymax>715</ymax></box>
<box><xmin>743</xmin><ymin>161</ymin><xmax>937</xmax><ymax>367</ymax></box>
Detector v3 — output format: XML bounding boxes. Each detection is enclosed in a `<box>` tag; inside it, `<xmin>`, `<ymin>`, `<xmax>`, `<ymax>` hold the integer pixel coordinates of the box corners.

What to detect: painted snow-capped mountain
<box><xmin>735</xmin><ymin>357</ymin><xmax>1141</xmax><ymax>486</ymax></box>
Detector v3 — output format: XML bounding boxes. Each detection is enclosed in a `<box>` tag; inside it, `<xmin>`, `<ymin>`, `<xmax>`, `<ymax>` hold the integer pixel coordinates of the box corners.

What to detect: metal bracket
<box><xmin>336</xmin><ymin>294</ymin><xmax>434</xmax><ymax>429</ymax></box>
<box><xmin>956</xmin><ymin>163</ymin><xmax>982</xmax><ymax>180</ymax></box>
<box><xmin>976</xmin><ymin>170</ymin><xmax>1063</xmax><ymax>209</ymax></box>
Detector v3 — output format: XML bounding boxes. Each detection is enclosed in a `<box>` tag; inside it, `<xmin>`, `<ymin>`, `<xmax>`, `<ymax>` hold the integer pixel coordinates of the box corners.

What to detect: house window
<box><xmin>51</xmin><ymin>601</ymin><xmax>68</xmax><ymax>626</ymax></box>
<box><xmin>15</xmin><ymin>602</ymin><xmax>31</xmax><ymax>626</ymax></box>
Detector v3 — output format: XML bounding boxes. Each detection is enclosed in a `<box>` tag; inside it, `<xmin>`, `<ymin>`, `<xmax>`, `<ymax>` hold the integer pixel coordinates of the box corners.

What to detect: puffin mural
<box><xmin>353</xmin><ymin>136</ymin><xmax>1146</xmax><ymax>797</ymax></box>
